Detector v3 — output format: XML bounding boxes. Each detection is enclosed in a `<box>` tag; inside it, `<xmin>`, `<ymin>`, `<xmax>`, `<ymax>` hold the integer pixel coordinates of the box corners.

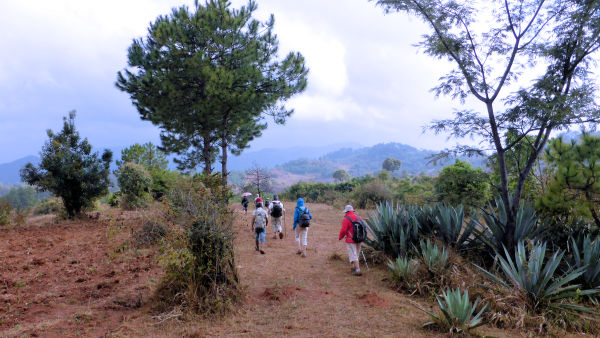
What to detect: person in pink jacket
<box><xmin>339</xmin><ymin>205</ymin><xmax>362</xmax><ymax>276</ymax></box>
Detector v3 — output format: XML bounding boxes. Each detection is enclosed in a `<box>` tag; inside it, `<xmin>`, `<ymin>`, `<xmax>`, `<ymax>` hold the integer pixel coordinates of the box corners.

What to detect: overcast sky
<box><xmin>0</xmin><ymin>0</ymin><xmax>473</xmax><ymax>163</ymax></box>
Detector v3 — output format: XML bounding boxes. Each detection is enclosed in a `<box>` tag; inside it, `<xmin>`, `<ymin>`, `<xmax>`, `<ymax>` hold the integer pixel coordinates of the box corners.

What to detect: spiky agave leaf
<box><xmin>474</xmin><ymin>241</ymin><xmax>599</xmax><ymax>314</ymax></box>
<box><xmin>417</xmin><ymin>288</ymin><xmax>488</xmax><ymax>333</ymax></box>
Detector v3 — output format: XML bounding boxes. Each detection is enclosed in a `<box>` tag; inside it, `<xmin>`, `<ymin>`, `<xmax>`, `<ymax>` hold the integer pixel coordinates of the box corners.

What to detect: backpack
<box><xmin>271</xmin><ymin>201</ymin><xmax>283</xmax><ymax>218</ymax></box>
<box><xmin>254</xmin><ymin>211</ymin><xmax>267</xmax><ymax>232</ymax></box>
<box><xmin>345</xmin><ymin>216</ymin><xmax>368</xmax><ymax>243</ymax></box>
<box><xmin>298</xmin><ymin>207</ymin><xmax>311</xmax><ymax>227</ymax></box>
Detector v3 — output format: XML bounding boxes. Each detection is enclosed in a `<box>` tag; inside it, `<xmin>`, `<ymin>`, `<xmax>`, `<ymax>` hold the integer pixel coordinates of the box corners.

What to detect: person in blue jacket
<box><xmin>293</xmin><ymin>198</ymin><xmax>312</xmax><ymax>257</ymax></box>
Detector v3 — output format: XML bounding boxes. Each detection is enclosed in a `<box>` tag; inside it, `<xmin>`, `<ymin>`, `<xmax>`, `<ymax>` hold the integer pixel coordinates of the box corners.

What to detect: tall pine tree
<box><xmin>116</xmin><ymin>0</ymin><xmax>308</xmax><ymax>186</ymax></box>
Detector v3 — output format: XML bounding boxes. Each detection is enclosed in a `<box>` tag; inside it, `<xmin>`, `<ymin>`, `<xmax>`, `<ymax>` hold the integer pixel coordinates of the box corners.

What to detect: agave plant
<box><xmin>365</xmin><ymin>201</ymin><xmax>420</xmax><ymax>257</ymax></box>
<box><xmin>419</xmin><ymin>239</ymin><xmax>450</xmax><ymax>273</ymax></box>
<box><xmin>388</xmin><ymin>256</ymin><xmax>419</xmax><ymax>285</ymax></box>
<box><xmin>473</xmin><ymin>197</ymin><xmax>545</xmax><ymax>254</ymax></box>
<box><xmin>570</xmin><ymin>235</ymin><xmax>600</xmax><ymax>289</ymax></box>
<box><xmin>475</xmin><ymin>241</ymin><xmax>599</xmax><ymax>313</ymax></box>
<box><xmin>408</xmin><ymin>204</ymin><xmax>437</xmax><ymax>237</ymax></box>
<box><xmin>417</xmin><ymin>288</ymin><xmax>487</xmax><ymax>333</ymax></box>
<box><xmin>431</xmin><ymin>205</ymin><xmax>476</xmax><ymax>251</ymax></box>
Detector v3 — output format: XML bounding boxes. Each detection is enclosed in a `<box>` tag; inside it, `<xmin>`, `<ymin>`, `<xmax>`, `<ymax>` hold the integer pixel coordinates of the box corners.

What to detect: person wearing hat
<box><xmin>339</xmin><ymin>205</ymin><xmax>363</xmax><ymax>276</ymax></box>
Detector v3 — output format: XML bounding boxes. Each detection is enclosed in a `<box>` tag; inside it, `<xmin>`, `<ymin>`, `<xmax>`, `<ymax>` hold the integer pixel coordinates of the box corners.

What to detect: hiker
<box><xmin>268</xmin><ymin>195</ymin><xmax>285</xmax><ymax>239</ymax></box>
<box><xmin>252</xmin><ymin>202</ymin><xmax>269</xmax><ymax>254</ymax></box>
<box><xmin>241</xmin><ymin>195</ymin><xmax>249</xmax><ymax>214</ymax></box>
<box><xmin>293</xmin><ymin>198</ymin><xmax>312</xmax><ymax>257</ymax></box>
<box><xmin>265</xmin><ymin>198</ymin><xmax>270</xmax><ymax>209</ymax></box>
<box><xmin>255</xmin><ymin>194</ymin><xmax>263</xmax><ymax>204</ymax></box>
<box><xmin>339</xmin><ymin>205</ymin><xmax>366</xmax><ymax>276</ymax></box>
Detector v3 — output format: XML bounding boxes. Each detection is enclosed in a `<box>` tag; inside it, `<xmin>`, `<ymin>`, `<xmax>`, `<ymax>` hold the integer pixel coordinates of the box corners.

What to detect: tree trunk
<box><xmin>202</xmin><ymin>138</ymin><xmax>212</xmax><ymax>175</ymax></box>
<box><xmin>220</xmin><ymin>118</ymin><xmax>229</xmax><ymax>205</ymax></box>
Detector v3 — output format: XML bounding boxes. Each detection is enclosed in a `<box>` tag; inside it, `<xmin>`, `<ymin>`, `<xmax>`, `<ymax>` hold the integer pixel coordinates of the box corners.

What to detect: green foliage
<box><xmin>156</xmin><ymin>174</ymin><xmax>239</xmax><ymax>314</ymax></box>
<box><xmin>0</xmin><ymin>185</ymin><xmax>40</xmax><ymax>211</ymax></box>
<box><xmin>475</xmin><ymin>241</ymin><xmax>599</xmax><ymax>314</ymax></box>
<box><xmin>20</xmin><ymin>111</ymin><xmax>112</xmax><ymax>218</ymax></box>
<box><xmin>418</xmin><ymin>239</ymin><xmax>450</xmax><ymax>273</ymax></box>
<box><xmin>473</xmin><ymin>197</ymin><xmax>545</xmax><ymax>254</ymax></box>
<box><xmin>365</xmin><ymin>201</ymin><xmax>420</xmax><ymax>258</ymax></box>
<box><xmin>418</xmin><ymin>288</ymin><xmax>487</xmax><ymax>333</ymax></box>
<box><xmin>376</xmin><ymin>169</ymin><xmax>392</xmax><ymax>181</ymax></box>
<box><xmin>32</xmin><ymin>197</ymin><xmax>64</xmax><ymax>216</ymax></box>
<box><xmin>116</xmin><ymin>142</ymin><xmax>168</xmax><ymax>172</ymax></box>
<box><xmin>388</xmin><ymin>256</ymin><xmax>419</xmax><ymax>289</ymax></box>
<box><xmin>0</xmin><ymin>200</ymin><xmax>11</xmax><ymax>225</ymax></box>
<box><xmin>434</xmin><ymin>159</ymin><xmax>490</xmax><ymax>209</ymax></box>
<box><xmin>382</xmin><ymin>157</ymin><xmax>402</xmax><ymax>172</ymax></box>
<box><xmin>107</xmin><ymin>191</ymin><xmax>121</xmax><ymax>207</ymax></box>
<box><xmin>149</xmin><ymin>169</ymin><xmax>179</xmax><ymax>200</ymax></box>
<box><xmin>430</xmin><ymin>205</ymin><xmax>476</xmax><ymax>251</ymax></box>
<box><xmin>117</xmin><ymin>162</ymin><xmax>152</xmax><ymax>209</ymax></box>
<box><xmin>570</xmin><ymin>235</ymin><xmax>600</xmax><ymax>290</ymax></box>
<box><xmin>351</xmin><ymin>180</ymin><xmax>392</xmax><ymax>208</ymax></box>
<box><xmin>116</xmin><ymin>0</ymin><xmax>307</xmax><ymax>178</ymax></box>
<box><xmin>393</xmin><ymin>175</ymin><xmax>435</xmax><ymax>205</ymax></box>
<box><xmin>538</xmin><ymin>135</ymin><xmax>600</xmax><ymax>227</ymax></box>
<box><xmin>332</xmin><ymin>169</ymin><xmax>350</xmax><ymax>182</ymax></box>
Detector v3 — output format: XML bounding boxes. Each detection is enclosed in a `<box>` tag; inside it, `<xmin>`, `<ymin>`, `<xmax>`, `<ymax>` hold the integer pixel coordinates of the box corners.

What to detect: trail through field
<box><xmin>0</xmin><ymin>203</ymin><xmax>518</xmax><ymax>337</ymax></box>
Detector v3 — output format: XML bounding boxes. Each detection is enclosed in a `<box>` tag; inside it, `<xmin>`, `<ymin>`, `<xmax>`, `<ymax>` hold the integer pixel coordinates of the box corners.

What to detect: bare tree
<box><xmin>245</xmin><ymin>164</ymin><xmax>272</xmax><ymax>196</ymax></box>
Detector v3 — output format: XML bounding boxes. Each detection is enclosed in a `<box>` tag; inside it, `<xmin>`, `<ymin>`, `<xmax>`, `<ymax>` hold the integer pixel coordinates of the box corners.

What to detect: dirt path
<box><xmin>1</xmin><ymin>203</ymin><xmax>517</xmax><ymax>337</ymax></box>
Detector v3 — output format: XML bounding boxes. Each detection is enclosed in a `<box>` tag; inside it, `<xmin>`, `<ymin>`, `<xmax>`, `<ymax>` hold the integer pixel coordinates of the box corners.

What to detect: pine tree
<box><xmin>20</xmin><ymin>111</ymin><xmax>112</xmax><ymax>217</ymax></box>
<box><xmin>116</xmin><ymin>0</ymin><xmax>308</xmax><ymax>187</ymax></box>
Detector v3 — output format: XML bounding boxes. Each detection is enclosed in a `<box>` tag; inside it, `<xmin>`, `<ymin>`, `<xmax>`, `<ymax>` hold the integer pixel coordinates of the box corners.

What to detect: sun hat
<box><xmin>343</xmin><ymin>205</ymin><xmax>354</xmax><ymax>213</ymax></box>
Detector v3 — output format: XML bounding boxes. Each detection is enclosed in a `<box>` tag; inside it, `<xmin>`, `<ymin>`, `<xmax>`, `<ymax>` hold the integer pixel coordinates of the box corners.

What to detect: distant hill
<box><xmin>0</xmin><ymin>155</ymin><xmax>39</xmax><ymax>185</ymax></box>
<box><xmin>227</xmin><ymin>143</ymin><xmax>362</xmax><ymax>171</ymax></box>
<box><xmin>273</xmin><ymin>142</ymin><xmax>486</xmax><ymax>184</ymax></box>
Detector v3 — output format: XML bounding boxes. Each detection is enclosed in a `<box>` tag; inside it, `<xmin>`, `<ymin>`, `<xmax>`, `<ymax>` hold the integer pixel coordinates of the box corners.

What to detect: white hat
<box><xmin>343</xmin><ymin>205</ymin><xmax>354</xmax><ymax>213</ymax></box>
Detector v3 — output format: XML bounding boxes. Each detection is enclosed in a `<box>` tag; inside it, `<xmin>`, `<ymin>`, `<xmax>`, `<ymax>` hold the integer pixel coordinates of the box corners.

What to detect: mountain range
<box><xmin>0</xmin><ymin>142</ymin><xmax>481</xmax><ymax>186</ymax></box>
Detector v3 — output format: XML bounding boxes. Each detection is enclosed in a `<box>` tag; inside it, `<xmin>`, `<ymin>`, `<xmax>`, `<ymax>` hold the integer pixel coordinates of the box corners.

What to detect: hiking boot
<box><xmin>353</xmin><ymin>269</ymin><xmax>362</xmax><ymax>276</ymax></box>
<box><xmin>260</xmin><ymin>249</ymin><xmax>265</xmax><ymax>254</ymax></box>
<box><xmin>279</xmin><ymin>232</ymin><xmax>284</xmax><ymax>239</ymax></box>
<box><xmin>301</xmin><ymin>252</ymin><xmax>306</xmax><ymax>257</ymax></box>
<box><xmin>296</xmin><ymin>250</ymin><xmax>302</xmax><ymax>255</ymax></box>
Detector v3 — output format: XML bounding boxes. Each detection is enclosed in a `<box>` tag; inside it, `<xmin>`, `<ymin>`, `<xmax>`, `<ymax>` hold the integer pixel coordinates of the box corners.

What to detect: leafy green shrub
<box><xmin>419</xmin><ymin>239</ymin><xmax>450</xmax><ymax>273</ymax></box>
<box><xmin>20</xmin><ymin>111</ymin><xmax>113</xmax><ymax>218</ymax></box>
<box><xmin>32</xmin><ymin>197</ymin><xmax>64</xmax><ymax>215</ymax></box>
<box><xmin>117</xmin><ymin>162</ymin><xmax>152</xmax><ymax>209</ymax></box>
<box><xmin>0</xmin><ymin>200</ymin><xmax>11</xmax><ymax>225</ymax></box>
<box><xmin>418</xmin><ymin>288</ymin><xmax>487</xmax><ymax>333</ymax></box>
<box><xmin>149</xmin><ymin>169</ymin><xmax>179</xmax><ymax>200</ymax></box>
<box><xmin>107</xmin><ymin>191</ymin><xmax>121</xmax><ymax>207</ymax></box>
<box><xmin>365</xmin><ymin>201</ymin><xmax>420</xmax><ymax>258</ymax></box>
<box><xmin>434</xmin><ymin>159</ymin><xmax>490</xmax><ymax>210</ymax></box>
<box><xmin>351</xmin><ymin>180</ymin><xmax>392</xmax><ymax>208</ymax></box>
<box><xmin>475</xmin><ymin>241</ymin><xmax>599</xmax><ymax>314</ymax></box>
<box><xmin>388</xmin><ymin>256</ymin><xmax>419</xmax><ymax>289</ymax></box>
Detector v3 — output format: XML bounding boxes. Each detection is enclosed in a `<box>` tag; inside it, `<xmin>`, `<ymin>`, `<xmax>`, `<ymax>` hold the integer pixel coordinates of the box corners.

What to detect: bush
<box><xmin>134</xmin><ymin>219</ymin><xmax>167</xmax><ymax>246</ymax></box>
<box><xmin>352</xmin><ymin>180</ymin><xmax>392</xmax><ymax>208</ymax></box>
<box><xmin>155</xmin><ymin>174</ymin><xmax>240</xmax><ymax>314</ymax></box>
<box><xmin>32</xmin><ymin>197</ymin><xmax>64</xmax><ymax>215</ymax></box>
<box><xmin>418</xmin><ymin>239</ymin><xmax>450</xmax><ymax>274</ymax></box>
<box><xmin>0</xmin><ymin>200</ymin><xmax>11</xmax><ymax>225</ymax></box>
<box><xmin>107</xmin><ymin>191</ymin><xmax>121</xmax><ymax>207</ymax></box>
<box><xmin>117</xmin><ymin>162</ymin><xmax>152</xmax><ymax>209</ymax></box>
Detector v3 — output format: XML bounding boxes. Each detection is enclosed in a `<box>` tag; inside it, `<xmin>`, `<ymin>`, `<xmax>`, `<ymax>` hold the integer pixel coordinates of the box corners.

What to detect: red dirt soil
<box><xmin>1</xmin><ymin>203</ymin><xmax>522</xmax><ymax>337</ymax></box>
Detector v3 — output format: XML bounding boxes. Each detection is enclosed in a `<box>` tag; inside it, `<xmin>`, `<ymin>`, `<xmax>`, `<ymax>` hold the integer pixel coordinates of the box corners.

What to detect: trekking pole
<box><xmin>360</xmin><ymin>247</ymin><xmax>369</xmax><ymax>270</ymax></box>
<box><xmin>284</xmin><ymin>212</ymin><xmax>287</xmax><ymax>238</ymax></box>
